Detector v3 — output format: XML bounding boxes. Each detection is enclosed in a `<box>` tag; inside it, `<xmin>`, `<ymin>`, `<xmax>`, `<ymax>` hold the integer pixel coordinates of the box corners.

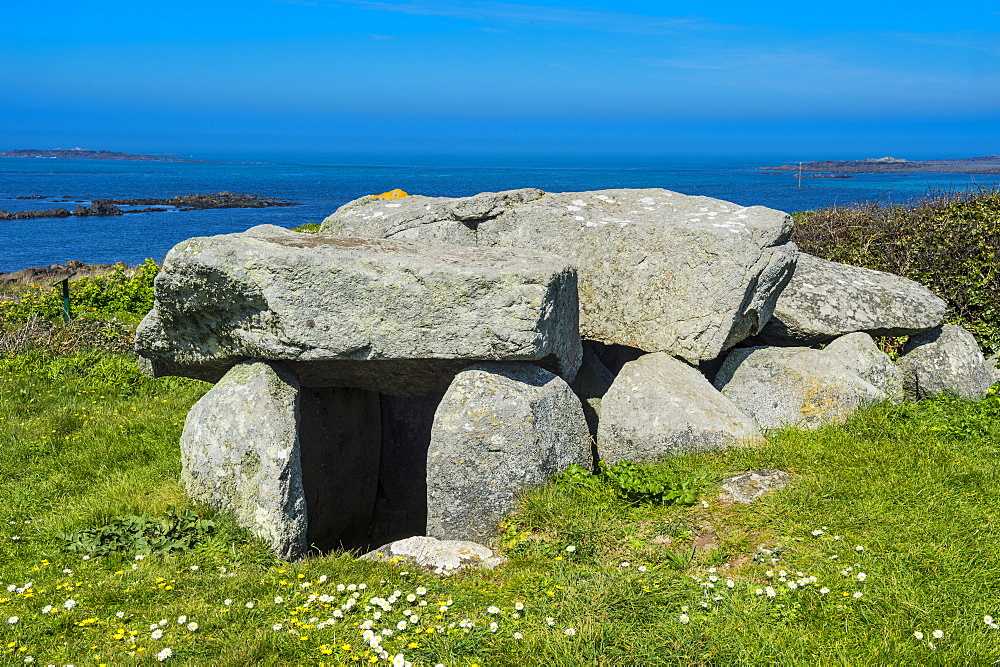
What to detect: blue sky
<box><xmin>2</xmin><ymin>0</ymin><xmax>998</xmax><ymax>159</ymax></box>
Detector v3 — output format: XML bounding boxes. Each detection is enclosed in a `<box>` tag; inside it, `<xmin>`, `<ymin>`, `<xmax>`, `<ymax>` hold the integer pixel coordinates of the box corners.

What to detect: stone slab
<box><xmin>757</xmin><ymin>253</ymin><xmax>947</xmax><ymax>345</ymax></box>
<box><xmin>135</xmin><ymin>225</ymin><xmax>581</xmax><ymax>395</ymax></box>
<box><xmin>323</xmin><ymin>188</ymin><xmax>798</xmax><ymax>361</ymax></box>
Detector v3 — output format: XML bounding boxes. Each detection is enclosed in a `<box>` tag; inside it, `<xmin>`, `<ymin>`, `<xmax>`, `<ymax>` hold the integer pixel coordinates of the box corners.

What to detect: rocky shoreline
<box><xmin>760</xmin><ymin>155</ymin><xmax>1000</xmax><ymax>174</ymax></box>
<box><xmin>0</xmin><ymin>192</ymin><xmax>300</xmax><ymax>221</ymax></box>
<box><xmin>0</xmin><ymin>148</ymin><xmax>199</xmax><ymax>162</ymax></box>
<box><xmin>0</xmin><ymin>259</ymin><xmax>136</xmax><ymax>286</ymax></box>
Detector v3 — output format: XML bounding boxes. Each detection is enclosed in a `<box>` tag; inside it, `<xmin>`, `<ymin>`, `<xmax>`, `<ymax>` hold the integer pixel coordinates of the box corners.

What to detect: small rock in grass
<box><xmin>719</xmin><ymin>470</ymin><xmax>792</xmax><ymax>504</ymax></box>
<box><xmin>361</xmin><ymin>536</ymin><xmax>505</xmax><ymax>573</ymax></box>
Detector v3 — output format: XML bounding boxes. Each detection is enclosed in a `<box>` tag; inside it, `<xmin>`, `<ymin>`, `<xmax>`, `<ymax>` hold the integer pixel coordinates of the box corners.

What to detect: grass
<box><xmin>2</xmin><ymin>350</ymin><xmax>1000</xmax><ymax>665</ymax></box>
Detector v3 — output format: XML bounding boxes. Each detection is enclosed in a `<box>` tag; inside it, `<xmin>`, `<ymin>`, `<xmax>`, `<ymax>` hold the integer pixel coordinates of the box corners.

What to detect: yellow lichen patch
<box><xmin>371</xmin><ymin>189</ymin><xmax>409</xmax><ymax>199</ymax></box>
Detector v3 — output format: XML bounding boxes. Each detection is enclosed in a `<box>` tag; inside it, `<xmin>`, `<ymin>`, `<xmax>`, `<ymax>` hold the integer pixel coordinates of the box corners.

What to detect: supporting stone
<box><xmin>180</xmin><ymin>360</ymin><xmax>307</xmax><ymax>560</ymax></box>
<box><xmin>426</xmin><ymin>362</ymin><xmax>592</xmax><ymax>543</ymax></box>
<box><xmin>714</xmin><ymin>344</ymin><xmax>887</xmax><ymax>430</ymax></box>
<box><xmin>897</xmin><ymin>324</ymin><xmax>995</xmax><ymax>400</ymax></box>
<box><xmin>597</xmin><ymin>352</ymin><xmax>763</xmax><ymax>465</ymax></box>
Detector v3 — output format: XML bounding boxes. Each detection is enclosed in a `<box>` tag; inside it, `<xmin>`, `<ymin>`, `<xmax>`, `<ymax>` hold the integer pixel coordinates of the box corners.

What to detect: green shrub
<box><xmin>792</xmin><ymin>189</ymin><xmax>1000</xmax><ymax>352</ymax></box>
<box><xmin>0</xmin><ymin>258</ymin><xmax>159</xmax><ymax>324</ymax></box>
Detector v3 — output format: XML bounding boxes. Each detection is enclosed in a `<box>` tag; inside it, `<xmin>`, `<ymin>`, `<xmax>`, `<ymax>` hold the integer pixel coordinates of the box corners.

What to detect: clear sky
<box><xmin>2</xmin><ymin>0</ymin><xmax>998</xmax><ymax>160</ymax></box>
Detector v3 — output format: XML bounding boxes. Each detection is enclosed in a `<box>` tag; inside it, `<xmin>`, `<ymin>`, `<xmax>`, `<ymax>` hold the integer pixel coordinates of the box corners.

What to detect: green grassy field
<box><xmin>2</xmin><ymin>350</ymin><xmax>999</xmax><ymax>665</ymax></box>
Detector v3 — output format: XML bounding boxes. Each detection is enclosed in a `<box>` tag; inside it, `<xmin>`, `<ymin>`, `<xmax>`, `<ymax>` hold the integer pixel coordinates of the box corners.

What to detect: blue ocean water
<box><xmin>2</xmin><ymin>153</ymin><xmax>997</xmax><ymax>273</ymax></box>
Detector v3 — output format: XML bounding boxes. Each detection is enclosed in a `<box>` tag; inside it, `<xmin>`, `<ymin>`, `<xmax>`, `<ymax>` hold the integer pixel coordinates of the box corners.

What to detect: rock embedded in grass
<box><xmin>714</xmin><ymin>338</ymin><xmax>894</xmax><ymax>430</ymax></box>
<box><xmin>755</xmin><ymin>253</ymin><xmax>947</xmax><ymax>346</ymax></box>
<box><xmin>322</xmin><ymin>187</ymin><xmax>798</xmax><ymax>362</ymax></box>
<box><xmin>719</xmin><ymin>469</ymin><xmax>792</xmax><ymax>504</ymax></box>
<box><xmin>361</xmin><ymin>535</ymin><xmax>506</xmax><ymax>573</ymax></box>
<box><xmin>597</xmin><ymin>352</ymin><xmax>763</xmax><ymax>464</ymax></box>
<box><xmin>897</xmin><ymin>324</ymin><xmax>996</xmax><ymax>400</ymax></box>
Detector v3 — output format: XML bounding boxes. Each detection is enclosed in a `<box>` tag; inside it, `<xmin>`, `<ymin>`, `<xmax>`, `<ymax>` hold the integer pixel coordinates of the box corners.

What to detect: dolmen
<box><xmin>135</xmin><ymin>188</ymin><xmax>997</xmax><ymax>560</ymax></box>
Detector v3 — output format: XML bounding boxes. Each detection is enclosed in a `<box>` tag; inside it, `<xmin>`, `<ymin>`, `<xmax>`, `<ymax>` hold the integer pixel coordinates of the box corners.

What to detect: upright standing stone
<box><xmin>427</xmin><ymin>362</ymin><xmax>592</xmax><ymax>543</ymax></box>
<box><xmin>180</xmin><ymin>360</ymin><xmax>307</xmax><ymax>560</ymax></box>
<box><xmin>597</xmin><ymin>352</ymin><xmax>763</xmax><ymax>465</ymax></box>
<box><xmin>897</xmin><ymin>324</ymin><xmax>996</xmax><ymax>400</ymax></box>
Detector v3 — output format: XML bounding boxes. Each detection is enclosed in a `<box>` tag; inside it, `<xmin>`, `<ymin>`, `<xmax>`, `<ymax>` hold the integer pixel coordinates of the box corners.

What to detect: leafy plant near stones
<box><xmin>555</xmin><ymin>461</ymin><xmax>699</xmax><ymax>506</ymax></box>
<box><xmin>59</xmin><ymin>507</ymin><xmax>216</xmax><ymax>557</ymax></box>
<box><xmin>0</xmin><ymin>258</ymin><xmax>158</xmax><ymax>325</ymax></box>
<box><xmin>792</xmin><ymin>189</ymin><xmax>1000</xmax><ymax>352</ymax></box>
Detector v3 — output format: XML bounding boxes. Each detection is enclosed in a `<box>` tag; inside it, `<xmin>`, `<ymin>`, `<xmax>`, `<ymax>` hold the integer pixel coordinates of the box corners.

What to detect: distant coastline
<box><xmin>760</xmin><ymin>155</ymin><xmax>1000</xmax><ymax>175</ymax></box>
<box><xmin>0</xmin><ymin>148</ymin><xmax>200</xmax><ymax>162</ymax></box>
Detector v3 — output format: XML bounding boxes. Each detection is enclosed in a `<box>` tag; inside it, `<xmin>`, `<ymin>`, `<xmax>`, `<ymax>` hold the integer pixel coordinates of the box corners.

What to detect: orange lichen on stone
<box><xmin>371</xmin><ymin>189</ymin><xmax>409</xmax><ymax>199</ymax></box>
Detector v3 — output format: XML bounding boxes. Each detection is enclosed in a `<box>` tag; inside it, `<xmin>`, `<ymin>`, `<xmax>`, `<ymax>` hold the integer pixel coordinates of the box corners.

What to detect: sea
<box><xmin>2</xmin><ymin>153</ymin><xmax>998</xmax><ymax>273</ymax></box>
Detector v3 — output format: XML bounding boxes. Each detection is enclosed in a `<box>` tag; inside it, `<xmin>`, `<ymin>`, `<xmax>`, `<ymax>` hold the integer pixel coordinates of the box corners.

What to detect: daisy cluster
<box><xmin>0</xmin><ymin>553</ymin><xmax>581</xmax><ymax>665</ymax></box>
<box><xmin>675</xmin><ymin>529</ymin><xmax>871</xmax><ymax>626</ymax></box>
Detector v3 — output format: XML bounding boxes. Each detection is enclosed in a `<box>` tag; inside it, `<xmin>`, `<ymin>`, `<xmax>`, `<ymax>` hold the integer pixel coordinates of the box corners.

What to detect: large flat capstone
<box><xmin>135</xmin><ymin>225</ymin><xmax>581</xmax><ymax>395</ymax></box>
<box><xmin>322</xmin><ymin>188</ymin><xmax>798</xmax><ymax>362</ymax></box>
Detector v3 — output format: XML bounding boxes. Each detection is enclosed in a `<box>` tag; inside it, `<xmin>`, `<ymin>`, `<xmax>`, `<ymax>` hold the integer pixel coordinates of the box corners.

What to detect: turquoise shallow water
<box><xmin>2</xmin><ymin>154</ymin><xmax>996</xmax><ymax>272</ymax></box>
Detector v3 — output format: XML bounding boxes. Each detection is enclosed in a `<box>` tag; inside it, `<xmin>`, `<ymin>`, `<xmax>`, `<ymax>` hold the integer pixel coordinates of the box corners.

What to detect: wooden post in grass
<box><xmin>54</xmin><ymin>277</ymin><xmax>72</xmax><ymax>322</ymax></box>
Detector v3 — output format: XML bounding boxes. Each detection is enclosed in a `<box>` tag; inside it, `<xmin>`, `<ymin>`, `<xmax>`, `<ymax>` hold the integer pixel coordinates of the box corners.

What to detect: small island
<box><xmin>0</xmin><ymin>147</ymin><xmax>200</xmax><ymax>162</ymax></box>
<box><xmin>760</xmin><ymin>155</ymin><xmax>1000</xmax><ymax>175</ymax></box>
<box><xmin>0</xmin><ymin>192</ymin><xmax>299</xmax><ymax>221</ymax></box>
